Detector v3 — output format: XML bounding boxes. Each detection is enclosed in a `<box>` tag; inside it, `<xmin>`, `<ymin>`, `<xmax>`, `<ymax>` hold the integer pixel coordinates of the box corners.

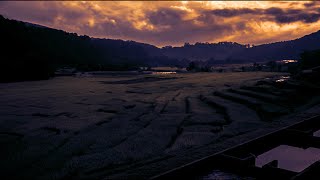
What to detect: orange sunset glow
<box><xmin>0</xmin><ymin>1</ymin><xmax>320</xmax><ymax>46</ymax></box>
<box><xmin>1</xmin><ymin>1</ymin><xmax>320</xmax><ymax>46</ymax></box>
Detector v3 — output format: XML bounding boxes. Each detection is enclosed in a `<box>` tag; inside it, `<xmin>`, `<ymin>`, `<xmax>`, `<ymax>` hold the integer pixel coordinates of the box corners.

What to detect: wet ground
<box><xmin>1</xmin><ymin>72</ymin><xmax>320</xmax><ymax>179</ymax></box>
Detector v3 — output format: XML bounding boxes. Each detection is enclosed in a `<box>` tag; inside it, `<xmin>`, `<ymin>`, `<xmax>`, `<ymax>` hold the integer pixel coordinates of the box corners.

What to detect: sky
<box><xmin>1</xmin><ymin>1</ymin><xmax>320</xmax><ymax>47</ymax></box>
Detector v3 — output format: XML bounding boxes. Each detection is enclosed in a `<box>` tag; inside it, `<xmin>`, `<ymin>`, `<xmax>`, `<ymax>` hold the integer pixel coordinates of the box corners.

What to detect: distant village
<box><xmin>55</xmin><ymin>60</ymin><xmax>299</xmax><ymax>76</ymax></box>
<box><xmin>183</xmin><ymin>59</ymin><xmax>299</xmax><ymax>73</ymax></box>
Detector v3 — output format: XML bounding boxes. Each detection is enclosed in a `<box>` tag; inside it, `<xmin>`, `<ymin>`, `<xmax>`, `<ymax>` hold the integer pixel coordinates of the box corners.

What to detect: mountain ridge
<box><xmin>2</xmin><ymin>14</ymin><xmax>320</xmax><ymax>68</ymax></box>
<box><xmin>9</xmin><ymin>15</ymin><xmax>320</xmax><ymax>63</ymax></box>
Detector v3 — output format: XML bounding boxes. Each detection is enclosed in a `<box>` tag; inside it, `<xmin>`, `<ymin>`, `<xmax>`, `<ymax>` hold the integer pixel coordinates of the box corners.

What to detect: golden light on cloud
<box><xmin>133</xmin><ymin>20</ymin><xmax>155</xmax><ymax>31</ymax></box>
<box><xmin>0</xmin><ymin>1</ymin><xmax>320</xmax><ymax>47</ymax></box>
<box><xmin>88</xmin><ymin>18</ymin><xmax>95</xmax><ymax>27</ymax></box>
<box><xmin>205</xmin><ymin>1</ymin><xmax>266</xmax><ymax>9</ymax></box>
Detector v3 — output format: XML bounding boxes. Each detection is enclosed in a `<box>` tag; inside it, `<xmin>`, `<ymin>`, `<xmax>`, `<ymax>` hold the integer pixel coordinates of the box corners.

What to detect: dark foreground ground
<box><xmin>1</xmin><ymin>72</ymin><xmax>320</xmax><ymax>179</ymax></box>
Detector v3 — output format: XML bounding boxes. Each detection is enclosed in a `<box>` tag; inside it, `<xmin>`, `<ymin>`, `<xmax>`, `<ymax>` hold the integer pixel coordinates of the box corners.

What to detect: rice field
<box><xmin>1</xmin><ymin>71</ymin><xmax>319</xmax><ymax>179</ymax></box>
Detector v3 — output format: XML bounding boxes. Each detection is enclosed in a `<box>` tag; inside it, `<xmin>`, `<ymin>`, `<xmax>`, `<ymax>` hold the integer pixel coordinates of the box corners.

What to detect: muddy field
<box><xmin>1</xmin><ymin>72</ymin><xmax>320</xmax><ymax>179</ymax></box>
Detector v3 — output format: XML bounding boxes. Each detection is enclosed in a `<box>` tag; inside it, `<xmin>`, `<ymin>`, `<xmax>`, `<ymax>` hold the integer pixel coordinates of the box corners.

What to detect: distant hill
<box><xmin>0</xmin><ymin>15</ymin><xmax>182</xmax><ymax>82</ymax></box>
<box><xmin>161</xmin><ymin>42</ymin><xmax>248</xmax><ymax>62</ymax></box>
<box><xmin>229</xmin><ymin>30</ymin><xmax>320</xmax><ymax>62</ymax></box>
<box><xmin>1</xmin><ymin>14</ymin><xmax>320</xmax><ymax>82</ymax></box>
<box><xmin>161</xmin><ymin>31</ymin><xmax>320</xmax><ymax>63</ymax></box>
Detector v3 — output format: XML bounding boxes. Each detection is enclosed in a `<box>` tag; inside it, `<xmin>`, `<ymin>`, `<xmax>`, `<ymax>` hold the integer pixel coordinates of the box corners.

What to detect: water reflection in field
<box><xmin>255</xmin><ymin>145</ymin><xmax>320</xmax><ymax>172</ymax></box>
<box><xmin>275</xmin><ymin>76</ymin><xmax>290</xmax><ymax>82</ymax></box>
<box><xmin>201</xmin><ymin>169</ymin><xmax>254</xmax><ymax>180</ymax></box>
<box><xmin>313</xmin><ymin>130</ymin><xmax>320</xmax><ymax>137</ymax></box>
<box><xmin>152</xmin><ymin>71</ymin><xmax>177</xmax><ymax>75</ymax></box>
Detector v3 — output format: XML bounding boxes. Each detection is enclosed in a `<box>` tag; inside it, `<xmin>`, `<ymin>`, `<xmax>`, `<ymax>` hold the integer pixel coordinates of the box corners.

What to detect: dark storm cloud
<box><xmin>275</xmin><ymin>13</ymin><xmax>320</xmax><ymax>24</ymax></box>
<box><xmin>147</xmin><ymin>8</ymin><xmax>185</xmax><ymax>25</ymax></box>
<box><xmin>265</xmin><ymin>8</ymin><xmax>320</xmax><ymax>24</ymax></box>
<box><xmin>209</xmin><ymin>8</ymin><xmax>256</xmax><ymax>17</ymax></box>
<box><xmin>209</xmin><ymin>7</ymin><xmax>320</xmax><ymax>24</ymax></box>
<box><xmin>264</xmin><ymin>7</ymin><xmax>283</xmax><ymax>15</ymax></box>
<box><xmin>304</xmin><ymin>1</ymin><xmax>320</xmax><ymax>8</ymax></box>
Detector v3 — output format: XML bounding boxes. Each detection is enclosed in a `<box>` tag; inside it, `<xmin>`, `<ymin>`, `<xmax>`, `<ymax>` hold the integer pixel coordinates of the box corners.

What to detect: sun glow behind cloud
<box><xmin>0</xmin><ymin>1</ymin><xmax>320</xmax><ymax>47</ymax></box>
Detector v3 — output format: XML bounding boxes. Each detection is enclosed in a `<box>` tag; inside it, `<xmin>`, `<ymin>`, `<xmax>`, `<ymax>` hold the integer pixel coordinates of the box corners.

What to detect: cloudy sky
<box><xmin>1</xmin><ymin>1</ymin><xmax>320</xmax><ymax>47</ymax></box>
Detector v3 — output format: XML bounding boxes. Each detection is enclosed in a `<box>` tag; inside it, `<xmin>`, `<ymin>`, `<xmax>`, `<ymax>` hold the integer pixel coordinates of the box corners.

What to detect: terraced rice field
<box><xmin>1</xmin><ymin>72</ymin><xmax>320</xmax><ymax>179</ymax></box>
